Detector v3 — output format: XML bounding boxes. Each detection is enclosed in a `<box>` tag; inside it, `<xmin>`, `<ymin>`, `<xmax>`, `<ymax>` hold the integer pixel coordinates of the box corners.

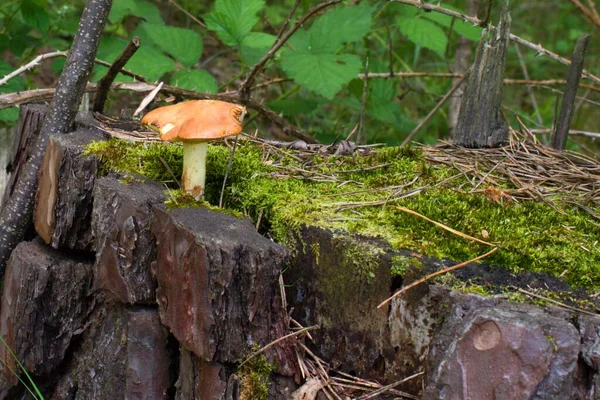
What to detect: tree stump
<box><xmin>33</xmin><ymin>128</ymin><xmax>108</xmax><ymax>251</ymax></box>
<box><xmin>151</xmin><ymin>206</ymin><xmax>296</xmax><ymax>376</ymax></box>
<box><xmin>0</xmin><ymin>240</ymin><xmax>93</xmax><ymax>398</ymax></box>
<box><xmin>92</xmin><ymin>174</ymin><xmax>166</xmax><ymax>304</ymax></box>
<box><xmin>49</xmin><ymin>305</ymin><xmax>173</xmax><ymax>399</ymax></box>
<box><xmin>453</xmin><ymin>1</ymin><xmax>511</xmax><ymax>148</ymax></box>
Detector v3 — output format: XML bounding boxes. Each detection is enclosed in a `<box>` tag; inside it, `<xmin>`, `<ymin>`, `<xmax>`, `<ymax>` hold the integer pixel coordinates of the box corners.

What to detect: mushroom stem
<box><xmin>182</xmin><ymin>141</ymin><xmax>208</xmax><ymax>199</ymax></box>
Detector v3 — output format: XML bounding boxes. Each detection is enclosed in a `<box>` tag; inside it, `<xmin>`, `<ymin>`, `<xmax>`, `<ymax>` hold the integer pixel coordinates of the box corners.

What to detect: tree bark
<box><xmin>0</xmin><ymin>0</ymin><xmax>112</xmax><ymax>274</ymax></box>
<box><xmin>453</xmin><ymin>1</ymin><xmax>511</xmax><ymax>148</ymax></box>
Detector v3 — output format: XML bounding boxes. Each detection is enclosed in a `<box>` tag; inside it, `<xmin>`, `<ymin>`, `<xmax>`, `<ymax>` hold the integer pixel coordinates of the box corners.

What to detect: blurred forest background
<box><xmin>0</xmin><ymin>0</ymin><xmax>598</xmax><ymax>151</ymax></box>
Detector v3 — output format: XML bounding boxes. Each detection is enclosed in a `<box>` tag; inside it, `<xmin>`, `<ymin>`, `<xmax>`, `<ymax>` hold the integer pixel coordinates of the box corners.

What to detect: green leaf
<box><xmin>20</xmin><ymin>0</ymin><xmax>50</xmax><ymax>33</ymax></box>
<box><xmin>422</xmin><ymin>12</ymin><xmax>482</xmax><ymax>42</ymax></box>
<box><xmin>95</xmin><ymin>36</ymin><xmax>175</xmax><ymax>81</ymax></box>
<box><xmin>171</xmin><ymin>70</ymin><xmax>218</xmax><ymax>93</ymax></box>
<box><xmin>137</xmin><ymin>23</ymin><xmax>203</xmax><ymax>67</ymax></box>
<box><xmin>266</xmin><ymin>99</ymin><xmax>321</xmax><ymax>116</ymax></box>
<box><xmin>0</xmin><ymin>108</ymin><xmax>19</xmax><ymax>122</ymax></box>
<box><xmin>109</xmin><ymin>0</ymin><xmax>162</xmax><ymax>24</ymax></box>
<box><xmin>204</xmin><ymin>0</ymin><xmax>265</xmax><ymax>46</ymax></box>
<box><xmin>281</xmin><ymin>53</ymin><xmax>362</xmax><ymax>99</ymax></box>
<box><xmin>397</xmin><ymin>17</ymin><xmax>448</xmax><ymax>57</ymax></box>
<box><xmin>308</xmin><ymin>4</ymin><xmax>374</xmax><ymax>52</ymax></box>
<box><xmin>0</xmin><ymin>61</ymin><xmax>25</xmax><ymax>93</ymax></box>
<box><xmin>240</xmin><ymin>32</ymin><xmax>276</xmax><ymax>65</ymax></box>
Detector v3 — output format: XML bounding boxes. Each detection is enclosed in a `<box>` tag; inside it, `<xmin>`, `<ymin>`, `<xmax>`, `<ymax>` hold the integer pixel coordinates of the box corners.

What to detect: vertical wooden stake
<box><xmin>551</xmin><ymin>34</ymin><xmax>591</xmax><ymax>150</ymax></box>
<box><xmin>454</xmin><ymin>0</ymin><xmax>511</xmax><ymax>148</ymax></box>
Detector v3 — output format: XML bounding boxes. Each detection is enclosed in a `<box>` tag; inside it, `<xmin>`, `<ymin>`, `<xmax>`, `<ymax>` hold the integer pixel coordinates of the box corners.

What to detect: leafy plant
<box><xmin>0</xmin><ymin>335</ymin><xmax>44</xmax><ymax>400</ymax></box>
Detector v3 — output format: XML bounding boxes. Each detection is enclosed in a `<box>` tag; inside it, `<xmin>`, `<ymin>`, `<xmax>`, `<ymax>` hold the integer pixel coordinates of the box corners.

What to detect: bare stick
<box><xmin>357</xmin><ymin>58</ymin><xmax>369</xmax><ymax>145</ymax></box>
<box><xmin>402</xmin><ymin>72</ymin><xmax>469</xmax><ymax>146</ymax></box>
<box><xmin>219</xmin><ymin>135</ymin><xmax>238</xmax><ymax>208</ymax></box>
<box><xmin>238</xmin><ymin>325</ymin><xmax>319</xmax><ymax>369</ymax></box>
<box><xmin>389</xmin><ymin>0</ymin><xmax>600</xmax><ymax>85</ymax></box>
<box><xmin>569</xmin><ymin>0</ymin><xmax>600</xmax><ymax>29</ymax></box>
<box><xmin>377</xmin><ymin>247</ymin><xmax>498</xmax><ymax>309</ymax></box>
<box><xmin>0</xmin><ymin>0</ymin><xmax>112</xmax><ymax>274</ymax></box>
<box><xmin>355</xmin><ymin>372</ymin><xmax>424</xmax><ymax>400</ymax></box>
<box><xmin>0</xmin><ymin>51</ymin><xmax>67</xmax><ymax>87</ymax></box>
<box><xmin>552</xmin><ymin>34</ymin><xmax>591</xmax><ymax>150</ymax></box>
<box><xmin>514</xmin><ymin>43</ymin><xmax>543</xmax><ymax>126</ymax></box>
<box><xmin>168</xmin><ymin>0</ymin><xmax>206</xmax><ymax>27</ymax></box>
<box><xmin>530</xmin><ymin>128</ymin><xmax>600</xmax><ymax>139</ymax></box>
<box><xmin>238</xmin><ymin>0</ymin><xmax>343</xmax><ymax>99</ymax></box>
<box><xmin>93</xmin><ymin>37</ymin><xmax>140</xmax><ymax>113</ymax></box>
<box><xmin>516</xmin><ymin>288</ymin><xmax>599</xmax><ymax>317</ymax></box>
<box><xmin>275</xmin><ymin>0</ymin><xmax>301</xmax><ymax>44</ymax></box>
<box><xmin>133</xmin><ymin>81</ymin><xmax>163</xmax><ymax>117</ymax></box>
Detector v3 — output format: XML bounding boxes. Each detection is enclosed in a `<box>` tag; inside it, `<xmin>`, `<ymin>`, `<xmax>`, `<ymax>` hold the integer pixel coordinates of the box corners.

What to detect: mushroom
<box><xmin>142</xmin><ymin>100</ymin><xmax>246</xmax><ymax>198</ymax></box>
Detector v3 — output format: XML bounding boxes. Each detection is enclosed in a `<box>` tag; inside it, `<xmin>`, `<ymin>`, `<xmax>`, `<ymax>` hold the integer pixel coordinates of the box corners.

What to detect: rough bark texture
<box><xmin>92</xmin><ymin>174</ymin><xmax>166</xmax><ymax>304</ymax></box>
<box><xmin>151</xmin><ymin>206</ymin><xmax>296</xmax><ymax>376</ymax></box>
<box><xmin>34</xmin><ymin>128</ymin><xmax>107</xmax><ymax>250</ymax></box>
<box><xmin>453</xmin><ymin>2</ymin><xmax>510</xmax><ymax>148</ymax></box>
<box><xmin>448</xmin><ymin>0</ymin><xmax>479</xmax><ymax>136</ymax></box>
<box><xmin>421</xmin><ymin>287</ymin><xmax>590</xmax><ymax>399</ymax></box>
<box><xmin>0</xmin><ymin>0</ymin><xmax>111</xmax><ymax>275</ymax></box>
<box><xmin>1</xmin><ymin>105</ymin><xmax>47</xmax><ymax>206</ymax></box>
<box><xmin>552</xmin><ymin>34</ymin><xmax>591</xmax><ymax>150</ymax></box>
<box><xmin>49</xmin><ymin>305</ymin><xmax>173</xmax><ymax>399</ymax></box>
<box><xmin>0</xmin><ymin>240</ymin><xmax>94</xmax><ymax>398</ymax></box>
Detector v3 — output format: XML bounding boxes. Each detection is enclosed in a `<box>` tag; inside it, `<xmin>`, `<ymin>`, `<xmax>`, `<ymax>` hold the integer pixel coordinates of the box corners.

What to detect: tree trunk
<box><xmin>0</xmin><ymin>0</ymin><xmax>112</xmax><ymax>275</ymax></box>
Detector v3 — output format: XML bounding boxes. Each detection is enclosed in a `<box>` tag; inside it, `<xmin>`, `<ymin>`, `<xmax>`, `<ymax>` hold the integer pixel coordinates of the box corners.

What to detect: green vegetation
<box><xmin>0</xmin><ymin>335</ymin><xmax>44</xmax><ymax>400</ymax></box>
<box><xmin>238</xmin><ymin>352</ymin><xmax>273</xmax><ymax>400</ymax></box>
<box><xmin>86</xmin><ymin>138</ymin><xmax>600</xmax><ymax>291</ymax></box>
<box><xmin>1</xmin><ymin>0</ymin><xmax>598</xmax><ymax>151</ymax></box>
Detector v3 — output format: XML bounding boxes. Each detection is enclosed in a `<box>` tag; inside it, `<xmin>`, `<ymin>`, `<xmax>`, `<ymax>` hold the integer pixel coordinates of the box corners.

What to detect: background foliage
<box><xmin>0</xmin><ymin>0</ymin><xmax>598</xmax><ymax>149</ymax></box>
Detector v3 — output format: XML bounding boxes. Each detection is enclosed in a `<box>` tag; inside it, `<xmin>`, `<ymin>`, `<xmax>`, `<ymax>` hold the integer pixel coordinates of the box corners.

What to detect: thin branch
<box><xmin>530</xmin><ymin>128</ymin><xmax>600</xmax><ymax>139</ymax></box>
<box><xmin>275</xmin><ymin>0</ymin><xmax>301</xmax><ymax>44</ymax></box>
<box><xmin>514</xmin><ymin>43</ymin><xmax>543</xmax><ymax>126</ymax></box>
<box><xmin>402</xmin><ymin>72</ymin><xmax>469</xmax><ymax>146</ymax></box>
<box><xmin>93</xmin><ymin>37</ymin><xmax>140</xmax><ymax>113</ymax></box>
<box><xmin>167</xmin><ymin>0</ymin><xmax>206</xmax><ymax>28</ymax></box>
<box><xmin>0</xmin><ymin>51</ymin><xmax>66</xmax><ymax>87</ymax></box>
<box><xmin>357</xmin><ymin>58</ymin><xmax>369</xmax><ymax>145</ymax></box>
<box><xmin>238</xmin><ymin>0</ymin><xmax>343</xmax><ymax>98</ymax></box>
<box><xmin>355</xmin><ymin>372</ymin><xmax>424</xmax><ymax>400</ymax></box>
<box><xmin>389</xmin><ymin>0</ymin><xmax>600</xmax><ymax>85</ymax></box>
<box><xmin>377</xmin><ymin>247</ymin><xmax>498</xmax><ymax>309</ymax></box>
<box><xmin>569</xmin><ymin>0</ymin><xmax>600</xmax><ymax>29</ymax></box>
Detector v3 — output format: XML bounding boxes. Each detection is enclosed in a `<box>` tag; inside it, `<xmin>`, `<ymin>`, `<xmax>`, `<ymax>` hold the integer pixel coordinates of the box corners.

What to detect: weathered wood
<box><xmin>151</xmin><ymin>206</ymin><xmax>296</xmax><ymax>376</ymax></box>
<box><xmin>0</xmin><ymin>0</ymin><xmax>111</xmax><ymax>274</ymax></box>
<box><xmin>551</xmin><ymin>34</ymin><xmax>591</xmax><ymax>150</ymax></box>
<box><xmin>34</xmin><ymin>128</ymin><xmax>108</xmax><ymax>250</ymax></box>
<box><xmin>49</xmin><ymin>305</ymin><xmax>173</xmax><ymax>399</ymax></box>
<box><xmin>453</xmin><ymin>1</ymin><xmax>511</xmax><ymax>148</ymax></box>
<box><xmin>0</xmin><ymin>240</ymin><xmax>93</xmax><ymax>398</ymax></box>
<box><xmin>92</xmin><ymin>174</ymin><xmax>166</xmax><ymax>304</ymax></box>
<box><xmin>1</xmin><ymin>105</ymin><xmax>47</xmax><ymax>206</ymax></box>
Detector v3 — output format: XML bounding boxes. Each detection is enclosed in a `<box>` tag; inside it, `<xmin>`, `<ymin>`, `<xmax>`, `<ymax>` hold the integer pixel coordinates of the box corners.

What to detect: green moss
<box><xmin>239</xmin><ymin>353</ymin><xmax>273</xmax><ymax>400</ymax></box>
<box><xmin>391</xmin><ymin>255</ymin><xmax>423</xmax><ymax>277</ymax></box>
<box><xmin>86</xmin><ymin>138</ymin><xmax>600</xmax><ymax>291</ymax></box>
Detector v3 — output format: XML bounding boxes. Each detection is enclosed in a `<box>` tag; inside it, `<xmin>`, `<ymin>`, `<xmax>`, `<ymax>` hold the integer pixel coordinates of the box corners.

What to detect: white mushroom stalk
<box><xmin>182</xmin><ymin>140</ymin><xmax>208</xmax><ymax>198</ymax></box>
<box><xmin>142</xmin><ymin>100</ymin><xmax>246</xmax><ymax>200</ymax></box>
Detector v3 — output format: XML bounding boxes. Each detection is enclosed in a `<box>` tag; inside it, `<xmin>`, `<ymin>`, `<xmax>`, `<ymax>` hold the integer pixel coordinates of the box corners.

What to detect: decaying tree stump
<box><xmin>151</xmin><ymin>206</ymin><xmax>296</xmax><ymax>376</ymax></box>
<box><xmin>92</xmin><ymin>174</ymin><xmax>166</xmax><ymax>304</ymax></box>
<box><xmin>1</xmin><ymin>105</ymin><xmax>47</xmax><ymax>206</ymax></box>
<box><xmin>49</xmin><ymin>305</ymin><xmax>173</xmax><ymax>399</ymax></box>
<box><xmin>453</xmin><ymin>1</ymin><xmax>511</xmax><ymax>148</ymax></box>
<box><xmin>0</xmin><ymin>240</ymin><xmax>94</xmax><ymax>398</ymax></box>
<box><xmin>34</xmin><ymin>128</ymin><xmax>108</xmax><ymax>251</ymax></box>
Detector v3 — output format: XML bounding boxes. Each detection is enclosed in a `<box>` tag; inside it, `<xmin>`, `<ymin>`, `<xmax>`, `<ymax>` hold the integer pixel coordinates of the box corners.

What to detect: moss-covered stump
<box><xmin>86</xmin><ymin>137</ymin><xmax>600</xmax><ymax>397</ymax></box>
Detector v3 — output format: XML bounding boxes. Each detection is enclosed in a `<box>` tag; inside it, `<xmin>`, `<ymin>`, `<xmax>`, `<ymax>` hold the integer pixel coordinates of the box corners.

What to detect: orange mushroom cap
<box><xmin>142</xmin><ymin>100</ymin><xmax>246</xmax><ymax>142</ymax></box>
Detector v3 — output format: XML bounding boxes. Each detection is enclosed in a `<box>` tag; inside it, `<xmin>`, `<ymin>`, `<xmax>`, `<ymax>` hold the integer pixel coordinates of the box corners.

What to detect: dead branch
<box><xmin>569</xmin><ymin>0</ymin><xmax>600</xmax><ymax>29</ymax></box>
<box><xmin>0</xmin><ymin>51</ymin><xmax>67</xmax><ymax>87</ymax></box>
<box><xmin>93</xmin><ymin>37</ymin><xmax>140</xmax><ymax>113</ymax></box>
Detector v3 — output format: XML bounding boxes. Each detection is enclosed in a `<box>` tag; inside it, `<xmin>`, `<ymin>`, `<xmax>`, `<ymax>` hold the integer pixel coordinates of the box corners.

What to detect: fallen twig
<box><xmin>0</xmin><ymin>51</ymin><xmax>66</xmax><ymax>87</ymax></box>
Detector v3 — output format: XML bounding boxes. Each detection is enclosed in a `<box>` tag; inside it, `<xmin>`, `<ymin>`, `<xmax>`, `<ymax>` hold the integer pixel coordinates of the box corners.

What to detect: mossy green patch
<box><xmin>86</xmin><ymin>139</ymin><xmax>600</xmax><ymax>290</ymax></box>
<box><xmin>239</xmin><ymin>353</ymin><xmax>273</xmax><ymax>400</ymax></box>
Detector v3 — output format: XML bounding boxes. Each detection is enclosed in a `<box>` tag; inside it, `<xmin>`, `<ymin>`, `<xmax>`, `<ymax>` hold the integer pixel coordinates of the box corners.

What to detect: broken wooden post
<box><xmin>454</xmin><ymin>1</ymin><xmax>511</xmax><ymax>148</ymax></box>
<box><xmin>551</xmin><ymin>34</ymin><xmax>591</xmax><ymax>150</ymax></box>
